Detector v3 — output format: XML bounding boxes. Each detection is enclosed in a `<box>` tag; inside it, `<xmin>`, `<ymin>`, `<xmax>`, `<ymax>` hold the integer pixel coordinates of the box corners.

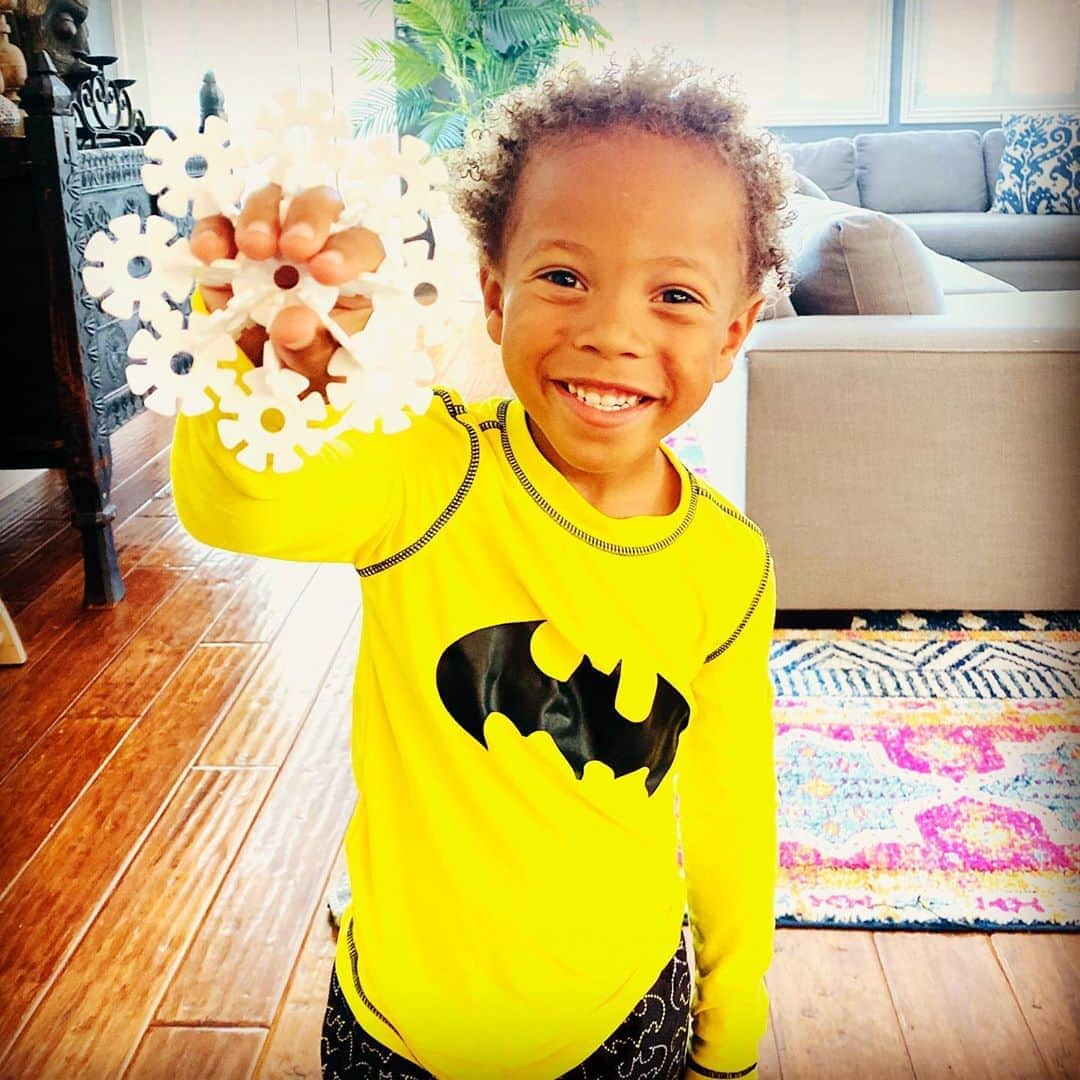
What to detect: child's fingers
<box><xmin>190</xmin><ymin>215</ymin><xmax>236</xmax><ymax>264</ymax></box>
<box><xmin>280</xmin><ymin>186</ymin><xmax>346</xmax><ymax>263</ymax></box>
<box><xmin>200</xmin><ymin>284</ymin><xmax>232</xmax><ymax>313</ymax></box>
<box><xmin>308</xmin><ymin>227</ymin><xmax>386</xmax><ymax>286</ymax></box>
<box><xmin>235</xmin><ymin>183</ymin><xmax>284</xmax><ymax>259</ymax></box>
<box><xmin>268</xmin><ymin>301</ymin><xmax>375</xmax><ymax>390</ymax></box>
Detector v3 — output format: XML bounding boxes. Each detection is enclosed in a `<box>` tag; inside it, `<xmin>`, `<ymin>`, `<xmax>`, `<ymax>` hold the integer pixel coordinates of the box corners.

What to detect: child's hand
<box><xmin>190</xmin><ymin>184</ymin><xmax>385</xmax><ymax>396</ymax></box>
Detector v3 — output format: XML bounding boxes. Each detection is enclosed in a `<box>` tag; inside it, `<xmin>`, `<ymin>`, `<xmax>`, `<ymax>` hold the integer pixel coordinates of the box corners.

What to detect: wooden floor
<box><xmin>0</xmin><ymin>407</ymin><xmax>1076</xmax><ymax>1080</ymax></box>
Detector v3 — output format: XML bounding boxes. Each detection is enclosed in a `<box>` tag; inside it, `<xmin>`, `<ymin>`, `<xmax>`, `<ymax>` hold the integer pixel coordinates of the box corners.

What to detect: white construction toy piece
<box><xmin>80</xmin><ymin>88</ymin><xmax>482</xmax><ymax>473</ymax></box>
<box><xmin>141</xmin><ymin>114</ymin><xmax>246</xmax><ymax>219</ymax></box>
<box><xmin>125</xmin><ymin>309</ymin><xmax>237</xmax><ymax>416</ymax></box>
<box><xmin>82</xmin><ymin>213</ymin><xmax>197</xmax><ymax>326</ymax></box>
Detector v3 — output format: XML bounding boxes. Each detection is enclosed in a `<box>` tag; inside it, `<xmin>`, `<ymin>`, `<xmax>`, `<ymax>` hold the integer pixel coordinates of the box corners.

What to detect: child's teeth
<box><xmin>566</xmin><ymin>381</ymin><xmax>642</xmax><ymax>409</ymax></box>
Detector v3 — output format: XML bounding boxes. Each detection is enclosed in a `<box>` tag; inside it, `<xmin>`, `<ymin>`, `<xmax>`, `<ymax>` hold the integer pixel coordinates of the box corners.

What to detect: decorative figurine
<box><xmin>199</xmin><ymin>70</ymin><xmax>226</xmax><ymax>133</ymax></box>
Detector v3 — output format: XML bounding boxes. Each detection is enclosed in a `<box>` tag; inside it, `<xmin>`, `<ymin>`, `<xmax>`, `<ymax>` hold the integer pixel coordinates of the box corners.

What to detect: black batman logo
<box><xmin>436</xmin><ymin>620</ymin><xmax>690</xmax><ymax>796</ymax></box>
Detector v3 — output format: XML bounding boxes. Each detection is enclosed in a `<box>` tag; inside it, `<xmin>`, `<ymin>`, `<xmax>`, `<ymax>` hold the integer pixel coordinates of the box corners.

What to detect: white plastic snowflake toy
<box><xmin>82</xmin><ymin>213</ymin><xmax>197</xmax><ymax>326</ymax></box>
<box><xmin>216</xmin><ymin>339</ymin><xmax>329</xmax><ymax>472</ymax></box>
<box><xmin>142</xmin><ymin>114</ymin><xmax>246</xmax><ymax>219</ymax></box>
<box><xmin>125</xmin><ymin>309</ymin><xmax>237</xmax><ymax>416</ymax></box>
<box><xmin>80</xmin><ymin>88</ymin><xmax>482</xmax><ymax>473</ymax></box>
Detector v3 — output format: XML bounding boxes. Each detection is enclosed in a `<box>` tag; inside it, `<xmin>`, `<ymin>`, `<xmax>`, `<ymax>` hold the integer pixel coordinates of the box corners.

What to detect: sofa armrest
<box><xmin>744</xmin><ymin>305</ymin><xmax>1080</xmax><ymax>357</ymax></box>
<box><xmin>740</xmin><ymin>305</ymin><xmax>1080</xmax><ymax>610</ymax></box>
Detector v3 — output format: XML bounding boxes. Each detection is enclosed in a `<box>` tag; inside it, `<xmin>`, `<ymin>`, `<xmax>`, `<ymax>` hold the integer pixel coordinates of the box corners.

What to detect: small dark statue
<box><xmin>15</xmin><ymin>0</ymin><xmax>94</xmax><ymax>85</ymax></box>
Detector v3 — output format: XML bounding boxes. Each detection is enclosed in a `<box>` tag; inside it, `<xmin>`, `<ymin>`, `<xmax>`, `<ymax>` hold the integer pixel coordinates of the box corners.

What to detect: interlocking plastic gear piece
<box><xmin>216</xmin><ymin>351</ymin><xmax>329</xmax><ymax>472</ymax></box>
<box><xmin>125</xmin><ymin>309</ymin><xmax>238</xmax><ymax>416</ymax></box>
<box><xmin>81</xmin><ymin>213</ymin><xmax>196</xmax><ymax>325</ymax></box>
<box><xmin>141</xmin><ymin>115</ymin><xmax>246</xmax><ymax>219</ymax></box>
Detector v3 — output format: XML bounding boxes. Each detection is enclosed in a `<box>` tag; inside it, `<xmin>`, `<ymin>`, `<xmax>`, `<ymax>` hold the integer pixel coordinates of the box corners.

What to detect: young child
<box><xmin>175</xmin><ymin>51</ymin><xmax>792</xmax><ymax>1080</ymax></box>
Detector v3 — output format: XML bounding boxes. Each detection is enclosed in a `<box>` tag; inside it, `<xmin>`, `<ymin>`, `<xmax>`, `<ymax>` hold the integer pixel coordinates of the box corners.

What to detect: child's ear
<box><xmin>478</xmin><ymin>264</ymin><xmax>505</xmax><ymax>346</ymax></box>
<box><xmin>712</xmin><ymin>291</ymin><xmax>767</xmax><ymax>382</ymax></box>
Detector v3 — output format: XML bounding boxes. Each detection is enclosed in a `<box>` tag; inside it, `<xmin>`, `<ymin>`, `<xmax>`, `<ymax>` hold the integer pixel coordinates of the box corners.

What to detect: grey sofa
<box><xmin>688</xmin><ymin>190</ymin><xmax>1080</xmax><ymax>613</ymax></box>
<box><xmin>783</xmin><ymin>129</ymin><xmax>1080</xmax><ymax>291</ymax></box>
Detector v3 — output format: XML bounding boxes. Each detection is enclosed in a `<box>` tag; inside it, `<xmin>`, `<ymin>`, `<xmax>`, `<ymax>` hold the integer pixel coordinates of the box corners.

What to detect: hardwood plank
<box><xmin>66</xmin><ymin>549</ymin><xmax>254</xmax><ymax>720</ymax></box>
<box><xmin>0</xmin><ymin>713</ymin><xmax>132</xmax><ymax>892</ymax></box>
<box><xmin>991</xmin><ymin>934</ymin><xmax>1080</xmax><ymax>1080</ymax></box>
<box><xmin>767</xmin><ymin>929</ymin><xmax>913</xmax><ymax>1079</ymax></box>
<box><xmin>0</xmin><ymin>643</ymin><xmax>264</xmax><ymax>1046</ymax></box>
<box><xmin>0</xmin><ymin>767</ymin><xmax>273</xmax><ymax>1078</ymax></box>
<box><xmin>0</xmin><ymin>452</ymin><xmax>172</xmax><ymax>605</ymax></box>
<box><xmin>0</xmin><ymin>515</ymin><xmax>66</xmax><ymax>573</ymax></box>
<box><xmin>157</xmin><ymin>614</ymin><xmax>360</xmax><ymax>1024</ymax></box>
<box><xmin>758</xmin><ymin>998</ymin><xmax>782</xmax><ymax>1080</ymax></box>
<box><xmin>9</xmin><ymin>515</ymin><xmax>176</xmax><ymax>668</ymax></box>
<box><xmin>199</xmin><ymin>562</ymin><xmax>360</xmax><ymax>766</ymax></box>
<box><xmin>0</xmin><ymin>566</ymin><xmax>186</xmax><ymax>781</ymax></box>
<box><xmin>142</xmin><ymin>491</ymin><xmax>177</xmax><ymax>517</ymax></box>
<box><xmin>0</xmin><ymin>468</ymin><xmax>67</xmax><ymax>525</ymax></box>
<box><xmin>205</xmin><ymin>557</ymin><xmax>319</xmax><ymax>644</ymax></box>
<box><xmin>875</xmin><ymin>931</ymin><xmax>1051</xmax><ymax>1080</ymax></box>
<box><xmin>126</xmin><ymin>1027</ymin><xmax>266</xmax><ymax>1080</ymax></box>
<box><xmin>0</xmin><ymin>412</ymin><xmax>173</xmax><ymax>581</ymax></box>
<box><xmin>255</xmin><ymin>843</ymin><xmax>347</xmax><ymax>1079</ymax></box>
<box><xmin>108</xmin><ymin>408</ymin><xmax>176</xmax><ymax>487</ymax></box>
<box><xmin>134</xmin><ymin>519</ymin><xmax>213</xmax><ymax>569</ymax></box>
<box><xmin>0</xmin><ymin>524</ymin><xmax>80</xmax><ymax>602</ymax></box>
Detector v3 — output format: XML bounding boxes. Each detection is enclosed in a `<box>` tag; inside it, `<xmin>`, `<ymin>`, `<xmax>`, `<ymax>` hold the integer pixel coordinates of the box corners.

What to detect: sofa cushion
<box><xmin>781</xmin><ymin>138</ymin><xmax>859</xmax><ymax>205</ymax></box>
<box><xmin>982</xmin><ymin>128</ymin><xmax>1005</xmax><ymax>199</ymax></box>
<box><xmin>992</xmin><ymin>111</ymin><xmax>1080</xmax><ymax>214</ymax></box>
<box><xmin>784</xmin><ymin>194</ymin><xmax>945</xmax><ymax>315</ymax></box>
<box><xmin>895</xmin><ymin>210</ymin><xmax>1080</xmax><ymax>260</ymax></box>
<box><xmin>926</xmin><ymin>250</ymin><xmax>1018</xmax><ymax>295</ymax></box>
<box><xmin>855</xmin><ymin>130</ymin><xmax>988</xmax><ymax>213</ymax></box>
<box><xmin>794</xmin><ymin>171</ymin><xmax>828</xmax><ymax>199</ymax></box>
<box><xmin>758</xmin><ymin>287</ymin><xmax>798</xmax><ymax>319</ymax></box>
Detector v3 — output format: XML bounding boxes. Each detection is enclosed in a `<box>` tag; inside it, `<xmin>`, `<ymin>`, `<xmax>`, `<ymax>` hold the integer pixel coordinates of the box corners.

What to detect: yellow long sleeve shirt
<box><xmin>170</xmin><ymin>347</ymin><xmax>778</xmax><ymax>1079</ymax></box>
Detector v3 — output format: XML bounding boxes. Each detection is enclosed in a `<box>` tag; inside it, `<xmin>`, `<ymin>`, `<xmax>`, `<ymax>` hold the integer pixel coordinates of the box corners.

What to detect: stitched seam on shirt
<box><xmin>687</xmin><ymin>1058</ymin><xmax>758</xmax><ymax>1078</ymax></box>
<box><xmin>703</xmin><ymin>543</ymin><xmax>772</xmax><ymax>664</ymax></box>
<box><xmin>355</xmin><ymin>388</ymin><xmax>478</xmax><ymax>578</ymax></box>
<box><xmin>495</xmin><ymin>398</ymin><xmax>697</xmax><ymax>555</ymax></box>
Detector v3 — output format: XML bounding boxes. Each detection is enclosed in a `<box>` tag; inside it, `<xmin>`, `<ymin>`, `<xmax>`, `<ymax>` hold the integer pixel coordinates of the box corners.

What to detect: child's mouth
<box><xmin>553</xmin><ymin>381</ymin><xmax>655</xmax><ymax>426</ymax></box>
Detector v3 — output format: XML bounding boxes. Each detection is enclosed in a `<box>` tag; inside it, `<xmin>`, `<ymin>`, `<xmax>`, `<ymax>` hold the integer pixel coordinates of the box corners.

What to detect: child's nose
<box><xmin>570</xmin><ymin>291</ymin><xmax>649</xmax><ymax>359</ymax></box>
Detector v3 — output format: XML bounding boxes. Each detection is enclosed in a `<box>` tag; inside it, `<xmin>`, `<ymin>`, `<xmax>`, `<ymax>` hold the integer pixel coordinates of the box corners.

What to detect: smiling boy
<box><xmin>173</xmin><ymin>52</ymin><xmax>793</xmax><ymax>1080</ymax></box>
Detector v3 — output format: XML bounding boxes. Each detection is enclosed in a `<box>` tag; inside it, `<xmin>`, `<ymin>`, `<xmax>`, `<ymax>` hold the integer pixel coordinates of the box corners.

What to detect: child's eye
<box><xmin>541</xmin><ymin>269</ymin><xmax>581</xmax><ymax>289</ymax></box>
<box><xmin>658</xmin><ymin>287</ymin><xmax>700</xmax><ymax>305</ymax></box>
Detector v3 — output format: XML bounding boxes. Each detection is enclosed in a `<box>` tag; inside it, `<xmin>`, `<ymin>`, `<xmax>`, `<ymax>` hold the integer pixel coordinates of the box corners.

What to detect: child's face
<box><xmin>479</xmin><ymin>125</ymin><xmax>764</xmax><ymax>487</ymax></box>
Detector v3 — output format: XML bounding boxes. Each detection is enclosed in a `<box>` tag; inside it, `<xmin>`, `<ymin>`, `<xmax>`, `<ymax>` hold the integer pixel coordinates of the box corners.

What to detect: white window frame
<box><xmin>577</xmin><ymin>0</ymin><xmax>893</xmax><ymax>127</ymax></box>
<box><xmin>901</xmin><ymin>0</ymin><xmax>1080</xmax><ymax>122</ymax></box>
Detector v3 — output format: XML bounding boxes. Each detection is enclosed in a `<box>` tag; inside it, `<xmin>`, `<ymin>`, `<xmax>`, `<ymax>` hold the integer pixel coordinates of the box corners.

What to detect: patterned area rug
<box><xmin>662</xmin><ymin>421</ymin><xmax>1079</xmax><ymax>931</ymax></box>
<box><xmin>766</xmin><ymin>610</ymin><xmax>1079</xmax><ymax>932</ymax></box>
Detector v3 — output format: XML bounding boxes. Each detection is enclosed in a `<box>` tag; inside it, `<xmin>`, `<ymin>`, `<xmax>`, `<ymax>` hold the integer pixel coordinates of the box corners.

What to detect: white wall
<box><xmin>112</xmin><ymin>0</ymin><xmax>392</xmax><ymax>134</ymax></box>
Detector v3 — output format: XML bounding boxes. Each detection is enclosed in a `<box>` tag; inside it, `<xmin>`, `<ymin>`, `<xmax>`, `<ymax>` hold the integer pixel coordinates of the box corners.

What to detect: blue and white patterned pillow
<box><xmin>992</xmin><ymin>111</ymin><xmax>1079</xmax><ymax>214</ymax></box>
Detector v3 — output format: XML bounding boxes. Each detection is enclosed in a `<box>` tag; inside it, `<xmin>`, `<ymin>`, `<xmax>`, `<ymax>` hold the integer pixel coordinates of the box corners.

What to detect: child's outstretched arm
<box><xmin>678</xmin><ymin>559</ymin><xmax>779</xmax><ymax>1080</ymax></box>
<box><xmin>170</xmin><ymin>185</ymin><xmax>410</xmax><ymax>566</ymax></box>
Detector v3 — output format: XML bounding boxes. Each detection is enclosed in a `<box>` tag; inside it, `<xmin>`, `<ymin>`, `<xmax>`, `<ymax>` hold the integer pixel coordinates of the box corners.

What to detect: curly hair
<box><xmin>444</xmin><ymin>48</ymin><xmax>796</xmax><ymax>298</ymax></box>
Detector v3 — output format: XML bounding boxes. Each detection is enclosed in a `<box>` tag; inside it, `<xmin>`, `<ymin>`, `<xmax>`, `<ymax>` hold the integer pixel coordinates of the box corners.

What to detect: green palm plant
<box><xmin>353</xmin><ymin>0</ymin><xmax>611</xmax><ymax>152</ymax></box>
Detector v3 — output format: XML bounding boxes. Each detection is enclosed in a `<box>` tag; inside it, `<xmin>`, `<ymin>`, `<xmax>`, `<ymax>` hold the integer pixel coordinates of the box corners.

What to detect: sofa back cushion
<box><xmin>982</xmin><ymin>128</ymin><xmax>1005</xmax><ymax>198</ymax></box>
<box><xmin>783</xmin><ymin>194</ymin><xmax>946</xmax><ymax>315</ymax></box>
<box><xmin>781</xmin><ymin>138</ymin><xmax>860</xmax><ymax>204</ymax></box>
<box><xmin>855</xmin><ymin>130</ymin><xmax>989</xmax><ymax>212</ymax></box>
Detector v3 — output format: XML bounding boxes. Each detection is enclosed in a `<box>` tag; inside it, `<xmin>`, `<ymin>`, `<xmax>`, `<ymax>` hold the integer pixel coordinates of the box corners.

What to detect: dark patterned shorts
<box><xmin>321</xmin><ymin>931</ymin><xmax>691</xmax><ymax>1078</ymax></box>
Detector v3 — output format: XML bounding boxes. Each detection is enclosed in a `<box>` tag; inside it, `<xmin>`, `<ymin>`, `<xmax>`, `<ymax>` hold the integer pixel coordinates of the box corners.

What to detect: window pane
<box><xmin>921</xmin><ymin>0</ymin><xmax>995</xmax><ymax>96</ymax></box>
<box><xmin>904</xmin><ymin>0</ymin><xmax>1080</xmax><ymax>120</ymax></box>
<box><xmin>575</xmin><ymin>0</ymin><xmax>891</xmax><ymax>125</ymax></box>
<box><xmin>1008</xmin><ymin>0</ymin><xmax>1080</xmax><ymax>96</ymax></box>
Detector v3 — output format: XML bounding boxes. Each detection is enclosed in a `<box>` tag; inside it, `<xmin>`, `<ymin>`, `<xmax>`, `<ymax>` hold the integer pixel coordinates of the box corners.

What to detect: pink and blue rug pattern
<box><xmin>765</xmin><ymin>620</ymin><xmax>1078</xmax><ymax>932</ymax></box>
<box><xmin>663</xmin><ymin>427</ymin><xmax>1078</xmax><ymax>932</ymax></box>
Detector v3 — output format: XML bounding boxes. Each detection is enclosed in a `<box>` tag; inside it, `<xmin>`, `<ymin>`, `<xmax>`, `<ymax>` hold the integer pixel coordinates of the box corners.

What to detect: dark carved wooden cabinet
<box><xmin>2</xmin><ymin>53</ymin><xmax>170</xmax><ymax>606</ymax></box>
